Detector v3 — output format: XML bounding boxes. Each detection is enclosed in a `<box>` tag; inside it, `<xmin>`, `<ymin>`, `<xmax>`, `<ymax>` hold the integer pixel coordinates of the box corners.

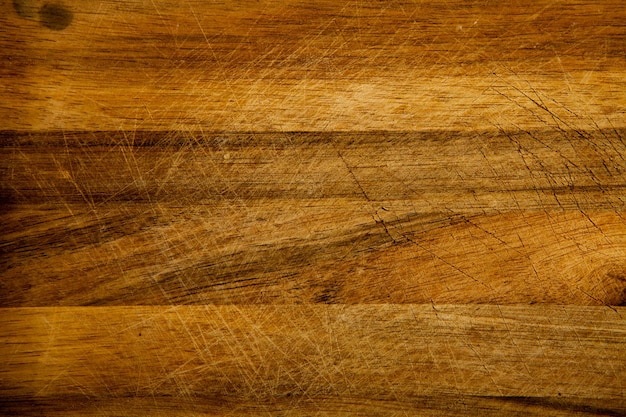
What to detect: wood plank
<box><xmin>1</xmin><ymin>305</ymin><xmax>625</xmax><ymax>415</ymax></box>
<box><xmin>2</xmin><ymin>130</ymin><xmax>626</xmax><ymax>306</ymax></box>
<box><xmin>2</xmin><ymin>0</ymin><xmax>625</xmax><ymax>131</ymax></box>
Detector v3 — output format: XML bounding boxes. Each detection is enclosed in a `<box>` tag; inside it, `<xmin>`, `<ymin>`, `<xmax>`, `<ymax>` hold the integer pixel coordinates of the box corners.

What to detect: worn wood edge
<box><xmin>1</xmin><ymin>395</ymin><xmax>624</xmax><ymax>417</ymax></box>
<box><xmin>2</xmin><ymin>128</ymin><xmax>625</xmax><ymax>144</ymax></box>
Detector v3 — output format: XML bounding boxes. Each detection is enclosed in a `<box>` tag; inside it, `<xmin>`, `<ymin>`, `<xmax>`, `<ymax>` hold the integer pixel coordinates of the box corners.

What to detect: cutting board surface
<box><xmin>1</xmin><ymin>1</ymin><xmax>626</xmax><ymax>415</ymax></box>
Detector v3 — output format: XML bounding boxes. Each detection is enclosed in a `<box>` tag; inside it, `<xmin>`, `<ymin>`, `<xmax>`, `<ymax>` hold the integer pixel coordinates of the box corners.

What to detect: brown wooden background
<box><xmin>1</xmin><ymin>0</ymin><xmax>625</xmax><ymax>415</ymax></box>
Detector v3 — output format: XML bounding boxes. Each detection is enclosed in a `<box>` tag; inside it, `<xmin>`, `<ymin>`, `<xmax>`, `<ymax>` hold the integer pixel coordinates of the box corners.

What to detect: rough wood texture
<box><xmin>1</xmin><ymin>306</ymin><xmax>625</xmax><ymax>416</ymax></box>
<box><xmin>2</xmin><ymin>0</ymin><xmax>625</xmax><ymax>131</ymax></box>
<box><xmin>1</xmin><ymin>0</ymin><xmax>626</xmax><ymax>415</ymax></box>
<box><xmin>2</xmin><ymin>130</ymin><xmax>626</xmax><ymax>306</ymax></box>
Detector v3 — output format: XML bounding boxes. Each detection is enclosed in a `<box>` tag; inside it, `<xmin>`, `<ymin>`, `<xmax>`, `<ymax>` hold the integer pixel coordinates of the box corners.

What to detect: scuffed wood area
<box><xmin>2</xmin><ymin>130</ymin><xmax>626</xmax><ymax>306</ymax></box>
<box><xmin>1</xmin><ymin>306</ymin><xmax>625</xmax><ymax>416</ymax></box>
<box><xmin>1</xmin><ymin>0</ymin><xmax>625</xmax><ymax>132</ymax></box>
<box><xmin>1</xmin><ymin>0</ymin><xmax>626</xmax><ymax>415</ymax></box>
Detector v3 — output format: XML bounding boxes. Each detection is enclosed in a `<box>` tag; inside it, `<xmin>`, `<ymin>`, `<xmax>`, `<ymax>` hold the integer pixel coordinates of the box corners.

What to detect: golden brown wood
<box><xmin>2</xmin><ymin>130</ymin><xmax>626</xmax><ymax>306</ymax></box>
<box><xmin>1</xmin><ymin>306</ymin><xmax>625</xmax><ymax>416</ymax></box>
<box><xmin>1</xmin><ymin>0</ymin><xmax>625</xmax><ymax>132</ymax></box>
<box><xmin>1</xmin><ymin>0</ymin><xmax>626</xmax><ymax>415</ymax></box>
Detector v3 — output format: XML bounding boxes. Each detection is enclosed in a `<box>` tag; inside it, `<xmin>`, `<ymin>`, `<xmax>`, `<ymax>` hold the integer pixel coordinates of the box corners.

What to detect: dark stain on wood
<box><xmin>13</xmin><ymin>0</ymin><xmax>37</xmax><ymax>18</ymax></box>
<box><xmin>38</xmin><ymin>2</ymin><xmax>72</xmax><ymax>31</ymax></box>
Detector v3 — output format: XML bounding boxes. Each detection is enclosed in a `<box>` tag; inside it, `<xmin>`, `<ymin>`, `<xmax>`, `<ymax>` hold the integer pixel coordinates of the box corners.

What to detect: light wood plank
<box><xmin>1</xmin><ymin>0</ymin><xmax>625</xmax><ymax>131</ymax></box>
<box><xmin>1</xmin><ymin>305</ymin><xmax>625</xmax><ymax>415</ymax></box>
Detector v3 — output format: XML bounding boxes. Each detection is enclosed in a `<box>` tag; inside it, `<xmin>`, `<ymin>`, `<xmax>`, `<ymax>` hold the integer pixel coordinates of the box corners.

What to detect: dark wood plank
<box><xmin>2</xmin><ymin>130</ymin><xmax>626</xmax><ymax>306</ymax></box>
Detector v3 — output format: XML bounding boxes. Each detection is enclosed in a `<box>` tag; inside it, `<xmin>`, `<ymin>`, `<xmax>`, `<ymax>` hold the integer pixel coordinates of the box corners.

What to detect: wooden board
<box><xmin>1</xmin><ymin>306</ymin><xmax>626</xmax><ymax>416</ymax></box>
<box><xmin>2</xmin><ymin>0</ymin><xmax>625</xmax><ymax>132</ymax></box>
<box><xmin>2</xmin><ymin>130</ymin><xmax>626</xmax><ymax>307</ymax></box>
<box><xmin>1</xmin><ymin>0</ymin><xmax>626</xmax><ymax>415</ymax></box>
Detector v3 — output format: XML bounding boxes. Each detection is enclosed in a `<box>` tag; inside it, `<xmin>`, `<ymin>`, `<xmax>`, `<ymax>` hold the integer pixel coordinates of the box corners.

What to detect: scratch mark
<box><xmin>578</xmin><ymin>288</ymin><xmax>620</xmax><ymax>315</ymax></box>
<box><xmin>494</xmin><ymin>303</ymin><xmax>538</xmax><ymax>395</ymax></box>
<box><xmin>466</xmin><ymin>340</ymin><xmax>504</xmax><ymax>396</ymax></box>
<box><xmin>405</xmin><ymin>236</ymin><xmax>493</xmax><ymax>291</ymax></box>
<box><xmin>337</xmin><ymin>151</ymin><xmax>398</xmax><ymax>244</ymax></box>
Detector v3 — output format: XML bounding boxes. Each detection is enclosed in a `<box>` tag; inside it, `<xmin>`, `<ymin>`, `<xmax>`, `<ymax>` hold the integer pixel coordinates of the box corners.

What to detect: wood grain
<box><xmin>2</xmin><ymin>0</ymin><xmax>626</xmax><ymax>415</ymax></box>
<box><xmin>2</xmin><ymin>129</ymin><xmax>626</xmax><ymax>306</ymax></box>
<box><xmin>1</xmin><ymin>305</ymin><xmax>625</xmax><ymax>416</ymax></box>
<box><xmin>1</xmin><ymin>0</ymin><xmax>625</xmax><ymax>131</ymax></box>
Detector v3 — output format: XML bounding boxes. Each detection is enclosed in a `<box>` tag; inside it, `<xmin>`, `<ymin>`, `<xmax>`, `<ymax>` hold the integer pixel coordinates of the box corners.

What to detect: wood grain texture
<box><xmin>1</xmin><ymin>0</ymin><xmax>625</xmax><ymax>131</ymax></box>
<box><xmin>2</xmin><ymin>0</ymin><xmax>626</xmax><ymax>415</ymax></box>
<box><xmin>1</xmin><ymin>306</ymin><xmax>625</xmax><ymax>416</ymax></box>
<box><xmin>2</xmin><ymin>129</ymin><xmax>626</xmax><ymax>306</ymax></box>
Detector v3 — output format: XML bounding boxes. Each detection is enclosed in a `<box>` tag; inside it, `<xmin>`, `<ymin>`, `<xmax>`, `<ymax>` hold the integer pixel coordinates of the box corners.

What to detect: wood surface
<box><xmin>1</xmin><ymin>306</ymin><xmax>625</xmax><ymax>416</ymax></box>
<box><xmin>1</xmin><ymin>0</ymin><xmax>626</xmax><ymax>415</ymax></box>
